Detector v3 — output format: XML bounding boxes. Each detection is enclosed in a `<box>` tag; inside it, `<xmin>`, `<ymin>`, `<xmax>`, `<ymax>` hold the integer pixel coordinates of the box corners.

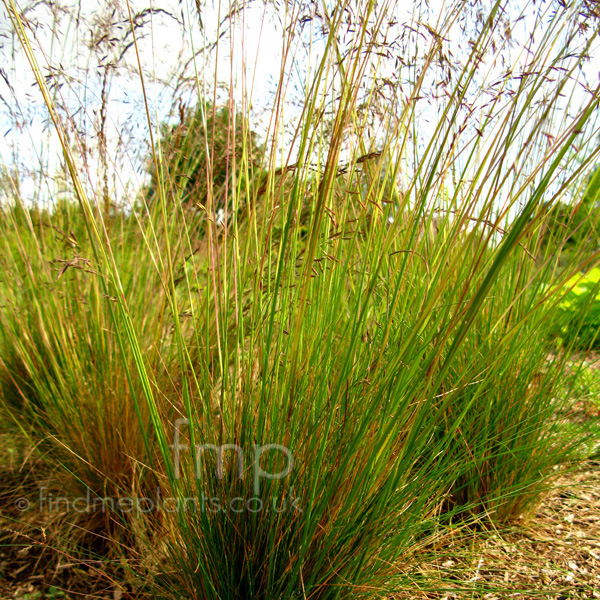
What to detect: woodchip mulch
<box><xmin>392</xmin><ymin>463</ymin><xmax>600</xmax><ymax>599</ymax></box>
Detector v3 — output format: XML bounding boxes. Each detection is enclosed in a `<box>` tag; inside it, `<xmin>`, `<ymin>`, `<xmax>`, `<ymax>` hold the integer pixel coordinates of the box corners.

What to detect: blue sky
<box><xmin>1</xmin><ymin>0</ymin><xmax>598</xmax><ymax>215</ymax></box>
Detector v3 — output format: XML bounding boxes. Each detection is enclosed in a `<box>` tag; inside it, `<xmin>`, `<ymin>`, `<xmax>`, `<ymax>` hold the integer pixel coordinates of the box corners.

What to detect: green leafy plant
<box><xmin>20</xmin><ymin>587</ymin><xmax>67</xmax><ymax>600</ymax></box>
<box><xmin>551</xmin><ymin>267</ymin><xmax>600</xmax><ymax>349</ymax></box>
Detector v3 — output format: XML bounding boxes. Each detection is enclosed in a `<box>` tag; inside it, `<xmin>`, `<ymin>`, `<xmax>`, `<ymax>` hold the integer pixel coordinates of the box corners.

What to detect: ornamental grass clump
<box><xmin>0</xmin><ymin>197</ymin><xmax>178</xmax><ymax>554</ymax></box>
<box><xmin>1</xmin><ymin>0</ymin><xmax>600</xmax><ymax>597</ymax></box>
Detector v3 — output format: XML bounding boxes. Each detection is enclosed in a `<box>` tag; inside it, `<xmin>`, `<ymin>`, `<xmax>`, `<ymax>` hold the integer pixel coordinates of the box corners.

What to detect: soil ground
<box><xmin>393</xmin><ymin>463</ymin><xmax>600</xmax><ymax>599</ymax></box>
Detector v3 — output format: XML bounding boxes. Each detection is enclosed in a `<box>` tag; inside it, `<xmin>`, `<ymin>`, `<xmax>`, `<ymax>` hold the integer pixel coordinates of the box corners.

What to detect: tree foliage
<box><xmin>539</xmin><ymin>166</ymin><xmax>600</xmax><ymax>265</ymax></box>
<box><xmin>145</xmin><ymin>102</ymin><xmax>264</xmax><ymax>216</ymax></box>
